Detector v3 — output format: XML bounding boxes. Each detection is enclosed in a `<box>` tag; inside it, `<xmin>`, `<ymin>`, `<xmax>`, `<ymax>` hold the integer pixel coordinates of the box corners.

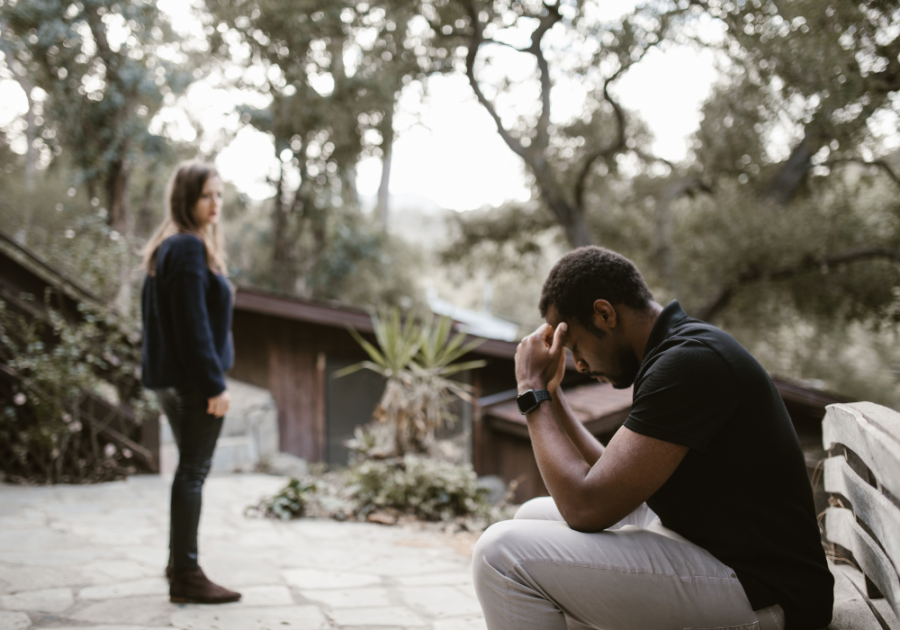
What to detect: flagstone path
<box><xmin>0</xmin><ymin>474</ymin><xmax>488</xmax><ymax>630</ymax></box>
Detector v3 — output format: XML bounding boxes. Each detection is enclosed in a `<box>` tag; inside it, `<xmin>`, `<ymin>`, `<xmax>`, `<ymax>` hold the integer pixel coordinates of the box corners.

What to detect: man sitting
<box><xmin>473</xmin><ymin>246</ymin><xmax>833</xmax><ymax>630</ymax></box>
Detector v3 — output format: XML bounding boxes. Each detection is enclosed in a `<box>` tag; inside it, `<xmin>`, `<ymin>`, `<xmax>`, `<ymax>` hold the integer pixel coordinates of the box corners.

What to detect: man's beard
<box><xmin>587</xmin><ymin>324</ymin><xmax>640</xmax><ymax>389</ymax></box>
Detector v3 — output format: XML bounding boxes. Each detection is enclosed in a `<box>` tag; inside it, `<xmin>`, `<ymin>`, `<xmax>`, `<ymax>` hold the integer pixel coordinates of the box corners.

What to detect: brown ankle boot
<box><xmin>169</xmin><ymin>567</ymin><xmax>241</xmax><ymax>604</ymax></box>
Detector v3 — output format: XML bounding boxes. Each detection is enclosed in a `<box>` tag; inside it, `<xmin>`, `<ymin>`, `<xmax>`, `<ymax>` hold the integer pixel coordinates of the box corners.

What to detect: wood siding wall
<box><xmin>231</xmin><ymin>310</ymin><xmax>363</xmax><ymax>461</ymax></box>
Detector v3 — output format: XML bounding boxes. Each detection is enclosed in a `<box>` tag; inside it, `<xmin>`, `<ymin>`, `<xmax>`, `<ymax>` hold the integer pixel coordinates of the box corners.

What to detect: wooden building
<box><xmin>231</xmin><ymin>285</ymin><xmax>848</xmax><ymax>504</ymax></box>
<box><xmin>476</xmin><ymin>377</ymin><xmax>847</xmax><ymax>503</ymax></box>
<box><xmin>475</xmin><ymin>383</ymin><xmax>631</xmax><ymax>502</ymax></box>
<box><xmin>0</xmin><ymin>231</ymin><xmax>158</xmax><ymax>476</ymax></box>
<box><xmin>230</xmin><ymin>287</ymin><xmax>520</xmax><ymax>464</ymax></box>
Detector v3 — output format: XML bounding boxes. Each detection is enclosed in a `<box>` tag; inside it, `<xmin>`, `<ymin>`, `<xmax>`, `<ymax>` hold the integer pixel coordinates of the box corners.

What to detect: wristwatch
<box><xmin>517</xmin><ymin>389</ymin><xmax>552</xmax><ymax>415</ymax></box>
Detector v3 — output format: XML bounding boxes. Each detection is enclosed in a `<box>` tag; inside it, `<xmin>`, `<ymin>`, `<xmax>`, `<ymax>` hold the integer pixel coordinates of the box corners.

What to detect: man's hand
<box><xmin>516</xmin><ymin>322</ymin><xmax>567</xmax><ymax>394</ymax></box>
<box><xmin>207</xmin><ymin>390</ymin><xmax>230</xmax><ymax>418</ymax></box>
<box><xmin>542</xmin><ymin>325</ymin><xmax>567</xmax><ymax>395</ymax></box>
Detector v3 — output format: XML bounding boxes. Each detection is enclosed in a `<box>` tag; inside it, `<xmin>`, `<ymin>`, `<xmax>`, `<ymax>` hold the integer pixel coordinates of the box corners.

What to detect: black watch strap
<box><xmin>517</xmin><ymin>389</ymin><xmax>552</xmax><ymax>415</ymax></box>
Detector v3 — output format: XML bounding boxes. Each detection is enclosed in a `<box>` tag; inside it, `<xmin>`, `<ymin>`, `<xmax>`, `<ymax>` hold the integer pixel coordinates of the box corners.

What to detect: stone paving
<box><xmin>0</xmin><ymin>473</ymin><xmax>488</xmax><ymax>630</ymax></box>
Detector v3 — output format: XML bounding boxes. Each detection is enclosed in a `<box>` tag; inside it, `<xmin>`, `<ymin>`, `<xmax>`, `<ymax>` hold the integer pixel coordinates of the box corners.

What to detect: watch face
<box><xmin>517</xmin><ymin>390</ymin><xmax>538</xmax><ymax>414</ymax></box>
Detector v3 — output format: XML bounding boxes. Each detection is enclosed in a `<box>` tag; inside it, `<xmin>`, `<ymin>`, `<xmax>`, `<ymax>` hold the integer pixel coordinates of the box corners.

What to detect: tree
<box><xmin>0</xmin><ymin>0</ymin><xmax>191</xmax><ymax>235</ymax></box>
<box><xmin>205</xmin><ymin>0</ymin><xmax>436</xmax><ymax>295</ymax></box>
<box><xmin>684</xmin><ymin>0</ymin><xmax>900</xmax><ymax>205</ymax></box>
<box><xmin>339</xmin><ymin>308</ymin><xmax>485</xmax><ymax>455</ymax></box>
<box><xmin>415</xmin><ymin>0</ymin><xmax>689</xmax><ymax>247</ymax></box>
<box><xmin>661</xmin><ymin>0</ymin><xmax>900</xmax><ymax>320</ymax></box>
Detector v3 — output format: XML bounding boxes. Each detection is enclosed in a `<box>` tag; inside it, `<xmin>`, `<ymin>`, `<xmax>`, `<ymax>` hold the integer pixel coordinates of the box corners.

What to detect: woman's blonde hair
<box><xmin>141</xmin><ymin>160</ymin><xmax>227</xmax><ymax>276</ymax></box>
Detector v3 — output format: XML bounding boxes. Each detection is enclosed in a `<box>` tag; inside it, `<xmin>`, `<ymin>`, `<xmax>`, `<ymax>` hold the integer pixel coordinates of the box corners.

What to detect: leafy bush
<box><xmin>246</xmin><ymin>478</ymin><xmax>317</xmax><ymax>521</ymax></box>
<box><xmin>349</xmin><ymin>455</ymin><xmax>489</xmax><ymax>522</ymax></box>
<box><xmin>0</xmin><ymin>297</ymin><xmax>154</xmax><ymax>483</ymax></box>
<box><xmin>339</xmin><ymin>308</ymin><xmax>486</xmax><ymax>455</ymax></box>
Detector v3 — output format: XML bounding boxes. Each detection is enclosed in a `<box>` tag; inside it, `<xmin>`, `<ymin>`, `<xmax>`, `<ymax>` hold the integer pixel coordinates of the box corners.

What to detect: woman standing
<box><xmin>141</xmin><ymin>161</ymin><xmax>240</xmax><ymax>604</ymax></box>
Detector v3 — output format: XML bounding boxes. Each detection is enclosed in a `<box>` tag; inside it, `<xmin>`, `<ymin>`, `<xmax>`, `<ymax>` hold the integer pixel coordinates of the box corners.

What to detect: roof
<box><xmin>482</xmin><ymin>382</ymin><xmax>633</xmax><ymax>439</ymax></box>
<box><xmin>427</xmin><ymin>292</ymin><xmax>518</xmax><ymax>342</ymax></box>
<box><xmin>770</xmin><ymin>376</ymin><xmax>848</xmax><ymax>409</ymax></box>
<box><xmin>233</xmin><ymin>286</ymin><xmax>520</xmax><ymax>361</ymax></box>
<box><xmin>480</xmin><ymin>376</ymin><xmax>849</xmax><ymax>441</ymax></box>
<box><xmin>0</xmin><ymin>229</ymin><xmax>101</xmax><ymax>305</ymax></box>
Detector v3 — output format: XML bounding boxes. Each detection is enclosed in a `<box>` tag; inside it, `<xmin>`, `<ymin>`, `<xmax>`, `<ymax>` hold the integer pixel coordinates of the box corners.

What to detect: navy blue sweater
<box><xmin>141</xmin><ymin>233</ymin><xmax>234</xmax><ymax>398</ymax></box>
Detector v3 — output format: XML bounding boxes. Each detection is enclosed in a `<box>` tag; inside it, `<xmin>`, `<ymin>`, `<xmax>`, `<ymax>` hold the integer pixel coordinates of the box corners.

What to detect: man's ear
<box><xmin>591</xmin><ymin>299</ymin><xmax>618</xmax><ymax>330</ymax></box>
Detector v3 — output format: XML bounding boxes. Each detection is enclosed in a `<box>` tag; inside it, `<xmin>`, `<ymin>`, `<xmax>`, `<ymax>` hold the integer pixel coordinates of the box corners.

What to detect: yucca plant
<box><xmin>338</xmin><ymin>308</ymin><xmax>486</xmax><ymax>456</ymax></box>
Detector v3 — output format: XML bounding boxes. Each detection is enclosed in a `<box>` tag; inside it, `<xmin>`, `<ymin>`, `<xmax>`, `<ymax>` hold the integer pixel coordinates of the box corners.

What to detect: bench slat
<box><xmin>825</xmin><ymin>507</ymin><xmax>900</xmax><ymax>621</ymax></box>
<box><xmin>823</xmin><ymin>403</ymin><xmax>900</xmax><ymax>500</ymax></box>
<box><xmin>825</xmin><ymin>456</ymin><xmax>900</xmax><ymax>571</ymax></box>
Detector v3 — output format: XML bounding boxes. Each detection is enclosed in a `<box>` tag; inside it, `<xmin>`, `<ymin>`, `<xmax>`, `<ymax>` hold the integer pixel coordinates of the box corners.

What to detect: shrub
<box><xmin>338</xmin><ymin>308</ymin><xmax>486</xmax><ymax>455</ymax></box>
<box><xmin>0</xmin><ymin>297</ymin><xmax>154</xmax><ymax>483</ymax></box>
<box><xmin>246</xmin><ymin>478</ymin><xmax>317</xmax><ymax>521</ymax></box>
<box><xmin>349</xmin><ymin>454</ymin><xmax>489</xmax><ymax>521</ymax></box>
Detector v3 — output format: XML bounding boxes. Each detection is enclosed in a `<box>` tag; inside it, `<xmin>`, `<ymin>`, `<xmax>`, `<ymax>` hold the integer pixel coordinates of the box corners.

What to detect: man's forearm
<box><xmin>525</xmin><ymin>400</ymin><xmax>594</xmax><ymax>525</ymax></box>
<box><xmin>551</xmin><ymin>386</ymin><xmax>605</xmax><ymax>466</ymax></box>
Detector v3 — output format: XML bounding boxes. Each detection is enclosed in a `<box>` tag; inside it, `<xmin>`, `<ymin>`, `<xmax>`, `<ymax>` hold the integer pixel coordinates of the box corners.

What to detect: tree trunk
<box><xmin>271</xmin><ymin>159</ymin><xmax>294</xmax><ymax>292</ymax></box>
<box><xmin>23</xmin><ymin>87</ymin><xmax>36</xmax><ymax>193</ymax></box>
<box><xmin>656</xmin><ymin>191</ymin><xmax>676</xmax><ymax>297</ymax></box>
<box><xmin>377</xmin><ymin>106</ymin><xmax>394</xmax><ymax>229</ymax></box>
<box><xmin>654</xmin><ymin>177</ymin><xmax>707</xmax><ymax>297</ymax></box>
<box><xmin>764</xmin><ymin>133</ymin><xmax>822</xmax><ymax>205</ymax></box>
<box><xmin>103</xmin><ymin>156</ymin><xmax>133</xmax><ymax>315</ymax></box>
<box><xmin>535</xmin><ymin>167</ymin><xmax>593</xmax><ymax>248</ymax></box>
<box><xmin>105</xmin><ymin>157</ymin><xmax>131</xmax><ymax>234</ymax></box>
<box><xmin>341</xmin><ymin>164</ymin><xmax>359</xmax><ymax>208</ymax></box>
<box><xmin>135</xmin><ymin>174</ymin><xmax>157</xmax><ymax>238</ymax></box>
<box><xmin>10</xmin><ymin>67</ymin><xmax>36</xmax><ymax>245</ymax></box>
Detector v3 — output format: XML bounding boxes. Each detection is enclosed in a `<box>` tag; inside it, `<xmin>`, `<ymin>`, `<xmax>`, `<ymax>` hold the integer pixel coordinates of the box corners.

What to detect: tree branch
<box><xmin>482</xmin><ymin>38</ymin><xmax>526</xmax><ymax>53</ymax></box>
<box><xmin>528</xmin><ymin>3</ymin><xmax>562</xmax><ymax>153</ymax></box>
<box><xmin>698</xmin><ymin>247</ymin><xmax>900</xmax><ymax>321</ymax></box>
<box><xmin>572</xmin><ymin>3</ymin><xmax>686</xmax><ymax>210</ymax></box>
<box><xmin>574</xmin><ymin>73</ymin><xmax>627</xmax><ymax>209</ymax></box>
<box><xmin>82</xmin><ymin>5</ymin><xmax>116</xmax><ymax>72</ymax></box>
<box><xmin>463</xmin><ymin>0</ymin><xmax>527</xmax><ymax>159</ymax></box>
<box><xmin>819</xmin><ymin>157</ymin><xmax>900</xmax><ymax>189</ymax></box>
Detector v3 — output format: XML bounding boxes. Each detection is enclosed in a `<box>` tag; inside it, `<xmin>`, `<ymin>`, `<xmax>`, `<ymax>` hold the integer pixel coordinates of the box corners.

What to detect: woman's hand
<box><xmin>207</xmin><ymin>390</ymin><xmax>231</xmax><ymax>418</ymax></box>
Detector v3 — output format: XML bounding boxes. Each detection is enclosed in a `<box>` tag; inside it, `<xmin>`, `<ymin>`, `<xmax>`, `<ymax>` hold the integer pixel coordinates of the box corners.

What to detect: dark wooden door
<box><xmin>325</xmin><ymin>358</ymin><xmax>386</xmax><ymax>465</ymax></box>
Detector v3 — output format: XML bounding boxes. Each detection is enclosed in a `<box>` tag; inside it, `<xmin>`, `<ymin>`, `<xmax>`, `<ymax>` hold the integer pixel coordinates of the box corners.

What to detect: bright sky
<box><xmin>0</xmin><ymin>1</ymin><xmax>721</xmax><ymax>211</ymax></box>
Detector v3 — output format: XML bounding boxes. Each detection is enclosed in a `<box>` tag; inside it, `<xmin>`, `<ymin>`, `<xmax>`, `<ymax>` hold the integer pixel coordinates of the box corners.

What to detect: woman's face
<box><xmin>193</xmin><ymin>176</ymin><xmax>223</xmax><ymax>228</ymax></box>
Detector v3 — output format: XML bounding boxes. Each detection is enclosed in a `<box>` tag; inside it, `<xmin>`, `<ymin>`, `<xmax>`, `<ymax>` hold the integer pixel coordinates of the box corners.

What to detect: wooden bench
<box><xmin>822</xmin><ymin>402</ymin><xmax>900</xmax><ymax>629</ymax></box>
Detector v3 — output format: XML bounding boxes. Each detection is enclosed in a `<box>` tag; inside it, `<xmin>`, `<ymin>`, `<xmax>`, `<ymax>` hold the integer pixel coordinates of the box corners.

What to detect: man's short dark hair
<box><xmin>539</xmin><ymin>246</ymin><xmax>654</xmax><ymax>325</ymax></box>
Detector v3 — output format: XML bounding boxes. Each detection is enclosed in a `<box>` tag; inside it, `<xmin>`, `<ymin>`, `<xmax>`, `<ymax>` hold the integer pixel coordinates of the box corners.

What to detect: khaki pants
<box><xmin>473</xmin><ymin>497</ymin><xmax>785</xmax><ymax>630</ymax></box>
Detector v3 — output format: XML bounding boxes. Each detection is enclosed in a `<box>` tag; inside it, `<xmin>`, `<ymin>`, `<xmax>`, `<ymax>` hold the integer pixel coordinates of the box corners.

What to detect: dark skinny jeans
<box><xmin>155</xmin><ymin>387</ymin><xmax>224</xmax><ymax>571</ymax></box>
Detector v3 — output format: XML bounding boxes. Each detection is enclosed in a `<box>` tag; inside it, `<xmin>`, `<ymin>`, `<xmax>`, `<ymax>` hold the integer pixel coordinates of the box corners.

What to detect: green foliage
<box><xmin>349</xmin><ymin>454</ymin><xmax>489</xmax><ymax>521</ymax></box>
<box><xmin>441</xmin><ymin>202</ymin><xmax>561</xmax><ymax>278</ymax></box>
<box><xmin>341</xmin><ymin>307</ymin><xmax>423</xmax><ymax>379</ymax></box>
<box><xmin>246</xmin><ymin>478</ymin><xmax>318</xmax><ymax>521</ymax></box>
<box><xmin>204</xmin><ymin>0</ymin><xmax>434</xmax><ymax>295</ymax></box>
<box><xmin>226</xmin><ymin>205</ymin><xmax>421</xmax><ymax>307</ymax></box>
<box><xmin>339</xmin><ymin>308</ymin><xmax>485</xmax><ymax>455</ymax></box>
<box><xmin>0</xmin><ymin>297</ymin><xmax>154</xmax><ymax>483</ymax></box>
<box><xmin>686</xmin><ymin>0</ymin><xmax>900</xmax><ymax>173</ymax></box>
<box><xmin>0</xmin><ymin>160</ymin><xmax>145</xmax><ymax>309</ymax></box>
<box><xmin>0</xmin><ymin>0</ymin><xmax>191</xmax><ymax>227</ymax></box>
<box><xmin>247</xmin><ymin>446</ymin><xmax>500</xmax><ymax>525</ymax></box>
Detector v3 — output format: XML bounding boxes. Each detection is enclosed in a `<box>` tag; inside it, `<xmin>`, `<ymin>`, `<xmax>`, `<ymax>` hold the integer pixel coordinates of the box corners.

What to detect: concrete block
<box><xmin>78</xmin><ymin>578</ymin><xmax>169</xmax><ymax>600</ymax></box>
<box><xmin>283</xmin><ymin>569</ymin><xmax>381</xmax><ymax>590</ymax></box>
<box><xmin>328</xmin><ymin>606</ymin><xmax>427</xmax><ymax>627</ymax></box>
<box><xmin>0</xmin><ymin>611</ymin><xmax>31</xmax><ymax>629</ymax></box>
<box><xmin>0</xmin><ymin>587</ymin><xmax>74</xmax><ymax>613</ymax></box>
<box><xmin>299</xmin><ymin>587</ymin><xmax>393</xmax><ymax>609</ymax></box>
<box><xmin>170</xmin><ymin>605</ymin><xmax>327</xmax><ymax>630</ymax></box>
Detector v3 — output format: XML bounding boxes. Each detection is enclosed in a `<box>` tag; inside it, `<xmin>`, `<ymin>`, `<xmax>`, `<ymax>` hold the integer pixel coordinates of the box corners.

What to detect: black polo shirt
<box><xmin>624</xmin><ymin>301</ymin><xmax>833</xmax><ymax>630</ymax></box>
